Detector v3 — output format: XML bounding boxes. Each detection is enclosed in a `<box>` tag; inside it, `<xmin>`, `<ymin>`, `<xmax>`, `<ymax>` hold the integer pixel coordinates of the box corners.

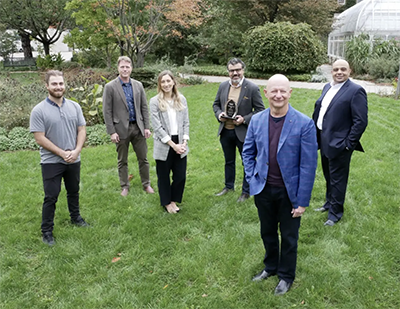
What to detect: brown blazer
<box><xmin>103</xmin><ymin>77</ymin><xmax>150</xmax><ymax>139</ymax></box>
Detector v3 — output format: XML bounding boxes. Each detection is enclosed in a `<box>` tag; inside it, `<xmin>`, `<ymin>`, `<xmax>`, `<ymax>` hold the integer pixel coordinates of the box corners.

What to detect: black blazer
<box><xmin>212</xmin><ymin>78</ymin><xmax>265</xmax><ymax>142</ymax></box>
<box><xmin>312</xmin><ymin>79</ymin><xmax>368</xmax><ymax>159</ymax></box>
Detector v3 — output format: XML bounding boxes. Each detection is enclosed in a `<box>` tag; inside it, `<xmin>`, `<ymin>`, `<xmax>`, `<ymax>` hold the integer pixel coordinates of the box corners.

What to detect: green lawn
<box><xmin>1</xmin><ymin>84</ymin><xmax>399</xmax><ymax>309</ymax></box>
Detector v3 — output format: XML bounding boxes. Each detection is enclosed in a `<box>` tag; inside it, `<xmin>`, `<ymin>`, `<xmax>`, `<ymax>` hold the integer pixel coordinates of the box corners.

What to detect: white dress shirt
<box><xmin>317</xmin><ymin>81</ymin><xmax>346</xmax><ymax>130</ymax></box>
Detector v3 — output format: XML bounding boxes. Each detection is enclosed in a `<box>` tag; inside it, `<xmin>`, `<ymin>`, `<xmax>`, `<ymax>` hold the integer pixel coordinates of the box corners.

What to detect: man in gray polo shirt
<box><xmin>30</xmin><ymin>70</ymin><xmax>89</xmax><ymax>246</ymax></box>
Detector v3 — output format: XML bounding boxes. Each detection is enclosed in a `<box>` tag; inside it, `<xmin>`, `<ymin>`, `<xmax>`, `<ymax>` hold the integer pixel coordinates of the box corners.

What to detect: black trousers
<box><xmin>155</xmin><ymin>136</ymin><xmax>187</xmax><ymax>207</ymax></box>
<box><xmin>321</xmin><ymin>149</ymin><xmax>353</xmax><ymax>222</ymax></box>
<box><xmin>254</xmin><ymin>184</ymin><xmax>301</xmax><ymax>283</ymax></box>
<box><xmin>41</xmin><ymin>162</ymin><xmax>81</xmax><ymax>234</ymax></box>
<box><xmin>219</xmin><ymin>128</ymin><xmax>249</xmax><ymax>194</ymax></box>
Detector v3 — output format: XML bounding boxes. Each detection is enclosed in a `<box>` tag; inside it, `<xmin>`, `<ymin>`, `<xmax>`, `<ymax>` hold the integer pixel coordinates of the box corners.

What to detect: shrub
<box><xmin>345</xmin><ymin>34</ymin><xmax>371</xmax><ymax>74</ymax></box>
<box><xmin>367</xmin><ymin>56</ymin><xmax>400</xmax><ymax>80</ymax></box>
<box><xmin>85</xmin><ymin>124</ymin><xmax>110</xmax><ymax>146</ymax></box>
<box><xmin>180</xmin><ymin>76</ymin><xmax>204</xmax><ymax>85</ymax></box>
<box><xmin>63</xmin><ymin>68</ymin><xmax>116</xmax><ymax>90</ymax></box>
<box><xmin>71</xmin><ymin>49</ymin><xmax>119</xmax><ymax>69</ymax></box>
<box><xmin>8</xmin><ymin>137</ymin><xmax>30</xmax><ymax>151</ymax></box>
<box><xmin>36</xmin><ymin>53</ymin><xmax>65</xmax><ymax>70</ymax></box>
<box><xmin>0</xmin><ymin>135</ymin><xmax>10</xmax><ymax>151</ymax></box>
<box><xmin>0</xmin><ymin>76</ymin><xmax>46</xmax><ymax>130</ymax></box>
<box><xmin>346</xmin><ymin>35</ymin><xmax>400</xmax><ymax>77</ymax></box>
<box><xmin>8</xmin><ymin>127</ymin><xmax>30</xmax><ymax>140</ymax></box>
<box><xmin>69</xmin><ymin>84</ymin><xmax>105</xmax><ymax>126</ymax></box>
<box><xmin>243</xmin><ymin>22</ymin><xmax>325</xmax><ymax>73</ymax></box>
<box><xmin>0</xmin><ymin>127</ymin><xmax>7</xmax><ymax>136</ymax></box>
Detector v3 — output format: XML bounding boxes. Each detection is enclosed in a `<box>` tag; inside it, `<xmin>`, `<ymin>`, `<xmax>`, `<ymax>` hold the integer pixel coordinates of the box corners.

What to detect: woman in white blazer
<box><xmin>150</xmin><ymin>71</ymin><xmax>190</xmax><ymax>213</ymax></box>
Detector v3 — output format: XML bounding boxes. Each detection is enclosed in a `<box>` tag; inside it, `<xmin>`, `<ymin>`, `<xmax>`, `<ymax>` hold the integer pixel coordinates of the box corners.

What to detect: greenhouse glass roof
<box><xmin>331</xmin><ymin>0</ymin><xmax>400</xmax><ymax>38</ymax></box>
<box><xmin>328</xmin><ymin>0</ymin><xmax>400</xmax><ymax>59</ymax></box>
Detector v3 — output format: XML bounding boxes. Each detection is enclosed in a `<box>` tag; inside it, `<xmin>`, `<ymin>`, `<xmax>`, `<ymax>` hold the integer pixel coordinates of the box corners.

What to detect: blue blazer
<box><xmin>242</xmin><ymin>105</ymin><xmax>318</xmax><ymax>208</ymax></box>
<box><xmin>312</xmin><ymin>79</ymin><xmax>368</xmax><ymax>159</ymax></box>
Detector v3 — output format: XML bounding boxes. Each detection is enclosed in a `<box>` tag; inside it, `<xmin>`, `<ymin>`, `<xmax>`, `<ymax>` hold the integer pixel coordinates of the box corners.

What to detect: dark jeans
<box><xmin>321</xmin><ymin>149</ymin><xmax>353</xmax><ymax>222</ymax></box>
<box><xmin>219</xmin><ymin>128</ymin><xmax>249</xmax><ymax>194</ymax></box>
<box><xmin>155</xmin><ymin>135</ymin><xmax>187</xmax><ymax>207</ymax></box>
<box><xmin>41</xmin><ymin>162</ymin><xmax>81</xmax><ymax>234</ymax></box>
<box><xmin>254</xmin><ymin>184</ymin><xmax>301</xmax><ymax>283</ymax></box>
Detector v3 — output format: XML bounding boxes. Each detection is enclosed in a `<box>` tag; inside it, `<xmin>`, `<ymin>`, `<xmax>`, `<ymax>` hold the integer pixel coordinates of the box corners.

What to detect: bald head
<box><xmin>332</xmin><ymin>59</ymin><xmax>350</xmax><ymax>68</ymax></box>
<box><xmin>332</xmin><ymin>59</ymin><xmax>351</xmax><ymax>84</ymax></box>
<box><xmin>266</xmin><ymin>74</ymin><xmax>291</xmax><ymax>91</ymax></box>
<box><xmin>264</xmin><ymin>74</ymin><xmax>292</xmax><ymax>117</ymax></box>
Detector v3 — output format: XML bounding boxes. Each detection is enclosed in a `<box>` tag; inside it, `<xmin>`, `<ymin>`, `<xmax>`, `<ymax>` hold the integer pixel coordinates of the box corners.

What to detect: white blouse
<box><xmin>166</xmin><ymin>100</ymin><xmax>178</xmax><ymax>136</ymax></box>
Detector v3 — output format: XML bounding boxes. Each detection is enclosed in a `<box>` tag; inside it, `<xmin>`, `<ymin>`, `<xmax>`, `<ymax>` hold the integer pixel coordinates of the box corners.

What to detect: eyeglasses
<box><xmin>228</xmin><ymin>68</ymin><xmax>243</xmax><ymax>73</ymax></box>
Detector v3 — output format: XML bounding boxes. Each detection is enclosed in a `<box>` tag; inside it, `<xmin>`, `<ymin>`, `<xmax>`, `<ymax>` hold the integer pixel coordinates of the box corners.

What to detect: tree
<box><xmin>18</xmin><ymin>30</ymin><xmax>33</xmax><ymax>59</ymax></box>
<box><xmin>93</xmin><ymin>0</ymin><xmax>203</xmax><ymax>68</ymax></box>
<box><xmin>0</xmin><ymin>0</ymin><xmax>71</xmax><ymax>56</ymax></box>
<box><xmin>0</xmin><ymin>25</ymin><xmax>19</xmax><ymax>60</ymax></box>
<box><xmin>278</xmin><ymin>0</ymin><xmax>338</xmax><ymax>38</ymax></box>
<box><xmin>65</xmin><ymin>0</ymin><xmax>119</xmax><ymax>68</ymax></box>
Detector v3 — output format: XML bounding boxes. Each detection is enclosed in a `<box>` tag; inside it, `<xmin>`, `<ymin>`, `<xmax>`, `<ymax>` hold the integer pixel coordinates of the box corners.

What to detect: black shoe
<box><xmin>252</xmin><ymin>270</ymin><xmax>276</xmax><ymax>282</ymax></box>
<box><xmin>274</xmin><ymin>280</ymin><xmax>292</xmax><ymax>295</ymax></box>
<box><xmin>71</xmin><ymin>217</ymin><xmax>90</xmax><ymax>227</ymax></box>
<box><xmin>215</xmin><ymin>187</ymin><xmax>234</xmax><ymax>196</ymax></box>
<box><xmin>314</xmin><ymin>207</ymin><xmax>328</xmax><ymax>212</ymax></box>
<box><xmin>42</xmin><ymin>233</ymin><xmax>55</xmax><ymax>246</ymax></box>
<box><xmin>324</xmin><ymin>219</ymin><xmax>335</xmax><ymax>226</ymax></box>
<box><xmin>237</xmin><ymin>193</ymin><xmax>250</xmax><ymax>203</ymax></box>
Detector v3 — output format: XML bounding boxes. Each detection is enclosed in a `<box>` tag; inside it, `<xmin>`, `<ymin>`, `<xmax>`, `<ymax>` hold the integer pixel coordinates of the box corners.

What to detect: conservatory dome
<box><xmin>328</xmin><ymin>0</ymin><xmax>400</xmax><ymax>59</ymax></box>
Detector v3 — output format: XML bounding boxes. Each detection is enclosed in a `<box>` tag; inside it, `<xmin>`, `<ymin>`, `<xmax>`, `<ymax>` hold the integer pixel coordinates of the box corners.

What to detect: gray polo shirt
<box><xmin>30</xmin><ymin>97</ymin><xmax>86</xmax><ymax>164</ymax></box>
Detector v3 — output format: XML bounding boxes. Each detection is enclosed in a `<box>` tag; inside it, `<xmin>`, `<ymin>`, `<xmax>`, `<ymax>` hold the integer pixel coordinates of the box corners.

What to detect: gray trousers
<box><xmin>116</xmin><ymin>122</ymin><xmax>150</xmax><ymax>189</ymax></box>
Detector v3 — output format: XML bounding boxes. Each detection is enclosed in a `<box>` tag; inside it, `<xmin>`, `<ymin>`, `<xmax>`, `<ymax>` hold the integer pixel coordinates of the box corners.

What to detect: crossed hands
<box><xmin>173</xmin><ymin>143</ymin><xmax>187</xmax><ymax>155</ymax></box>
<box><xmin>63</xmin><ymin>150</ymin><xmax>79</xmax><ymax>163</ymax></box>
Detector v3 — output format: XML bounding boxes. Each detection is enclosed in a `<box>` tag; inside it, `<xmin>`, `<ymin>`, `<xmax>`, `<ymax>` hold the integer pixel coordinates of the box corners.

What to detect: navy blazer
<box><xmin>212</xmin><ymin>78</ymin><xmax>265</xmax><ymax>142</ymax></box>
<box><xmin>312</xmin><ymin>79</ymin><xmax>368</xmax><ymax>159</ymax></box>
<box><xmin>242</xmin><ymin>106</ymin><xmax>318</xmax><ymax>208</ymax></box>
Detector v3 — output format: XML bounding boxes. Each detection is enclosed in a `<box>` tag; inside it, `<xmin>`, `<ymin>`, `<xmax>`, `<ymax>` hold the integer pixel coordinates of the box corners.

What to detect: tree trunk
<box><xmin>395</xmin><ymin>63</ymin><xmax>400</xmax><ymax>100</ymax></box>
<box><xmin>43</xmin><ymin>42</ymin><xmax>50</xmax><ymax>55</ymax></box>
<box><xmin>18</xmin><ymin>31</ymin><xmax>33</xmax><ymax>59</ymax></box>
<box><xmin>135</xmin><ymin>51</ymin><xmax>145</xmax><ymax>68</ymax></box>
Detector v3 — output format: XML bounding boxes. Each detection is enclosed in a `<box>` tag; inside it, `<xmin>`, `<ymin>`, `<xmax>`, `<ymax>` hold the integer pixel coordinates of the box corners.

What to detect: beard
<box><xmin>48</xmin><ymin>88</ymin><xmax>65</xmax><ymax>98</ymax></box>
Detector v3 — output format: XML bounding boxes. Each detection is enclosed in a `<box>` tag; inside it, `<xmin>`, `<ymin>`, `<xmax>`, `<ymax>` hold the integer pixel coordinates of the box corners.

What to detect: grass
<box><xmin>1</xmin><ymin>83</ymin><xmax>400</xmax><ymax>308</ymax></box>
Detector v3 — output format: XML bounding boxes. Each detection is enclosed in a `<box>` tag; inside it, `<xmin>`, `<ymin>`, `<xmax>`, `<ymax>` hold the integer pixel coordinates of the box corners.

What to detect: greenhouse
<box><xmin>328</xmin><ymin>0</ymin><xmax>400</xmax><ymax>60</ymax></box>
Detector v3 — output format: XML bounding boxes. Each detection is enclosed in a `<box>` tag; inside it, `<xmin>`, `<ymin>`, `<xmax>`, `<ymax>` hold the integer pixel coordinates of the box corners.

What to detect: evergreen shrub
<box><xmin>243</xmin><ymin>22</ymin><xmax>325</xmax><ymax>73</ymax></box>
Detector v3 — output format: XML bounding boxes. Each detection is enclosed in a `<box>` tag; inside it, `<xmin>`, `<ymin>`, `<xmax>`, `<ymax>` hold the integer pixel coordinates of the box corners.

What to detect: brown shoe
<box><xmin>144</xmin><ymin>186</ymin><xmax>155</xmax><ymax>194</ymax></box>
<box><xmin>121</xmin><ymin>188</ymin><xmax>129</xmax><ymax>196</ymax></box>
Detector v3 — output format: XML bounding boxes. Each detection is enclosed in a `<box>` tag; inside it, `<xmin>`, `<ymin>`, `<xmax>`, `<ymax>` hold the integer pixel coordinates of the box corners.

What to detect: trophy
<box><xmin>221</xmin><ymin>99</ymin><xmax>237</xmax><ymax>120</ymax></box>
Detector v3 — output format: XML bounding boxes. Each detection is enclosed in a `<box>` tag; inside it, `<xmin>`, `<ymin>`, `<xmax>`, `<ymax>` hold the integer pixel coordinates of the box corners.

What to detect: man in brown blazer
<box><xmin>103</xmin><ymin>56</ymin><xmax>154</xmax><ymax>196</ymax></box>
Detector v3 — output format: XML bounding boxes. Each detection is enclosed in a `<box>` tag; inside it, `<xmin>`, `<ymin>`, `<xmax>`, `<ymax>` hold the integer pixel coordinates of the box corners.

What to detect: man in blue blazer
<box><xmin>312</xmin><ymin>59</ymin><xmax>368</xmax><ymax>226</ymax></box>
<box><xmin>213</xmin><ymin>58</ymin><xmax>265</xmax><ymax>202</ymax></box>
<box><xmin>243</xmin><ymin>74</ymin><xmax>318</xmax><ymax>295</ymax></box>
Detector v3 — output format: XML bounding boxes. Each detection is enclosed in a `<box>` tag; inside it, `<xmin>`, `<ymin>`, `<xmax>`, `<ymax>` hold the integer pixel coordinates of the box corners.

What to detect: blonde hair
<box><xmin>117</xmin><ymin>56</ymin><xmax>132</xmax><ymax>66</ymax></box>
<box><xmin>157</xmin><ymin>70</ymin><xmax>184</xmax><ymax>112</ymax></box>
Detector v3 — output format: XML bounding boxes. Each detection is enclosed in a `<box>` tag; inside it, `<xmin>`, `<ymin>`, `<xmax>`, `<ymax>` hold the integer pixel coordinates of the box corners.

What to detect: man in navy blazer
<box><xmin>243</xmin><ymin>74</ymin><xmax>318</xmax><ymax>295</ymax></box>
<box><xmin>213</xmin><ymin>58</ymin><xmax>265</xmax><ymax>202</ymax></box>
<box><xmin>312</xmin><ymin>59</ymin><xmax>368</xmax><ymax>226</ymax></box>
